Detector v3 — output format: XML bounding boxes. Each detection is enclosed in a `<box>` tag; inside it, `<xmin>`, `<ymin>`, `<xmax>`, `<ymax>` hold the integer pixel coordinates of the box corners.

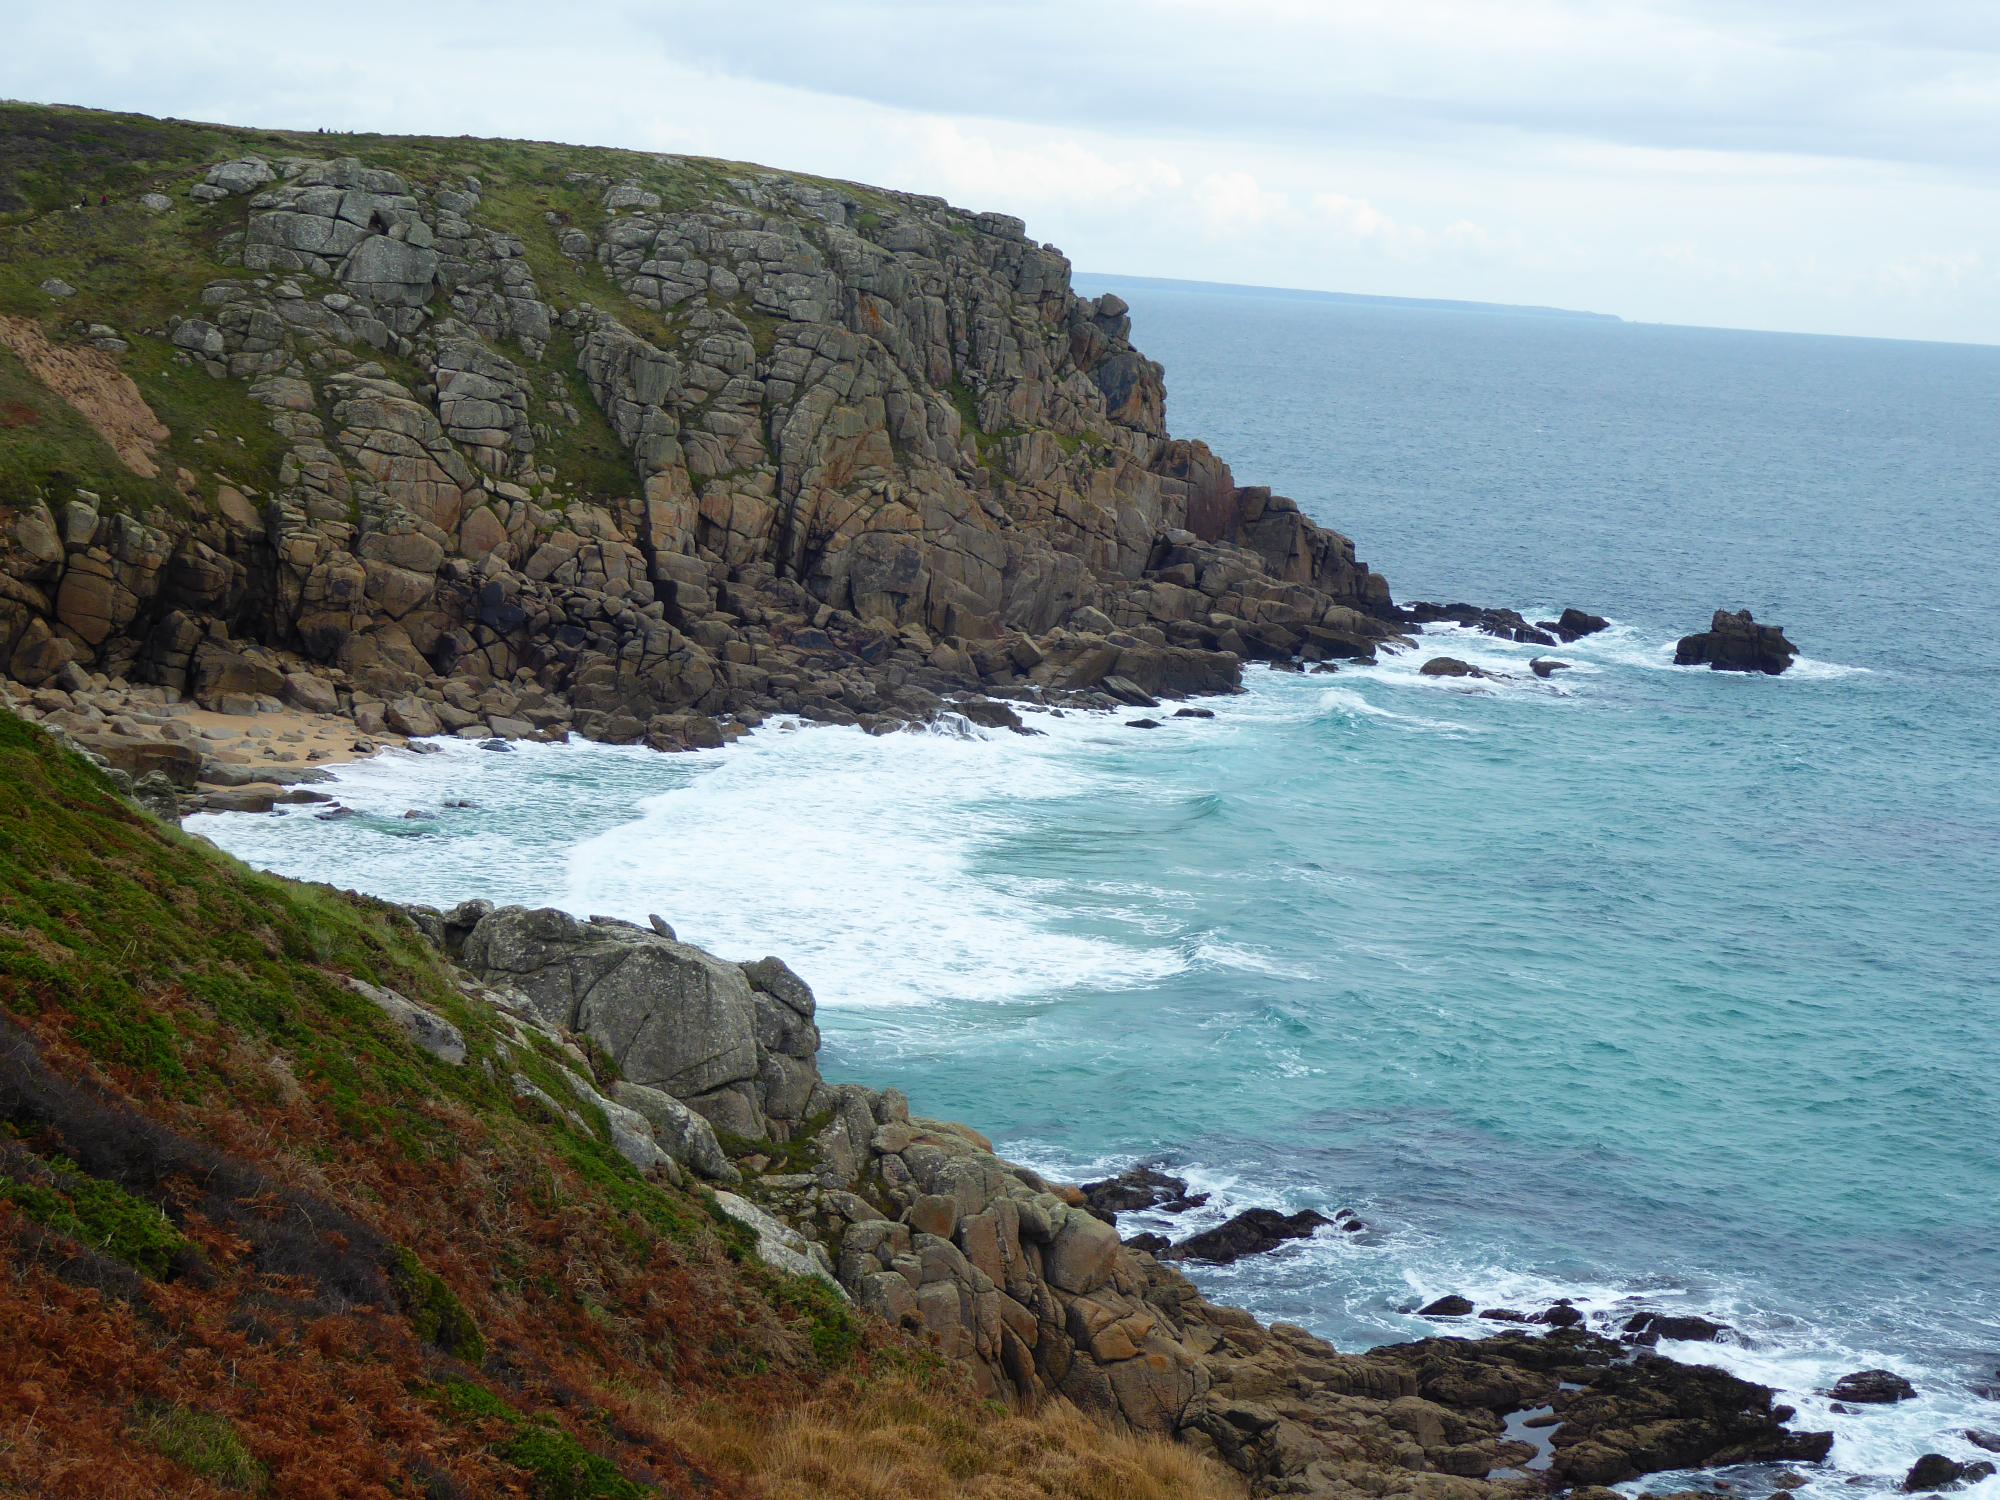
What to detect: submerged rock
<box><xmin>1674</xmin><ymin>609</ymin><xmax>1799</xmax><ymax>674</ymax></box>
<box><xmin>1530</xmin><ymin>657</ymin><xmax>1571</xmax><ymax>678</ymax></box>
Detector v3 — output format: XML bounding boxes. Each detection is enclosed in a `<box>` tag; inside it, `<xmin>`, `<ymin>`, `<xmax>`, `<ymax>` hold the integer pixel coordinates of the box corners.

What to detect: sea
<box><xmin>191</xmin><ymin>278</ymin><xmax>2000</xmax><ymax>1497</ymax></box>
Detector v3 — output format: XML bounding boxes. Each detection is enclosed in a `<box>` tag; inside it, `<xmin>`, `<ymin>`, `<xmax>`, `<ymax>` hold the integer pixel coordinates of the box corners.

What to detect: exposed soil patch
<box><xmin>0</xmin><ymin>314</ymin><xmax>167</xmax><ymax>475</ymax></box>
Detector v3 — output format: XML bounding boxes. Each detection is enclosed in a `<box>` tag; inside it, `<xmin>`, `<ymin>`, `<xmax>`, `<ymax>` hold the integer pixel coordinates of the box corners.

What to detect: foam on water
<box><xmin>560</xmin><ymin>715</ymin><xmax>1189</xmax><ymax>1006</ymax></box>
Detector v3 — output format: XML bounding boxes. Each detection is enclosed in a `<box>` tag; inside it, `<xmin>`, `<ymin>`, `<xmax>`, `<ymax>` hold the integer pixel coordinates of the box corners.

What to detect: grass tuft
<box><xmin>131</xmin><ymin>1402</ymin><xmax>266</xmax><ymax>1491</ymax></box>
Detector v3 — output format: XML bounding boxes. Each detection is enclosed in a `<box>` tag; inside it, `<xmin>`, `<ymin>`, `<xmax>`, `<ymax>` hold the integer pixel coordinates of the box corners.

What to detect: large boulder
<box><xmin>1674</xmin><ymin>609</ymin><xmax>1799</xmax><ymax>674</ymax></box>
<box><xmin>449</xmin><ymin>906</ymin><xmax>823</xmax><ymax>1139</ymax></box>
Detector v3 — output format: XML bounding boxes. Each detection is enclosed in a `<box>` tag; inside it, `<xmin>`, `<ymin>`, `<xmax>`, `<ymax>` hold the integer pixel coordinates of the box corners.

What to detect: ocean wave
<box><xmin>1314</xmin><ymin>683</ymin><xmax>1486</xmax><ymax>733</ymax></box>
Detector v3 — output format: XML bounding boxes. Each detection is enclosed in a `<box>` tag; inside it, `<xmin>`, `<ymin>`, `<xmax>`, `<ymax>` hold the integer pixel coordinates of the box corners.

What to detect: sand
<box><xmin>179</xmin><ymin>702</ymin><xmax>406</xmax><ymax>786</ymax></box>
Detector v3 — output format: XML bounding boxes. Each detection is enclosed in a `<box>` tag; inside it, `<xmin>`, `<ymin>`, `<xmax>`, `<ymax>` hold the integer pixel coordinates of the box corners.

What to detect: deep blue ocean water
<box><xmin>195</xmin><ymin>283</ymin><xmax>2000</xmax><ymax>1495</ymax></box>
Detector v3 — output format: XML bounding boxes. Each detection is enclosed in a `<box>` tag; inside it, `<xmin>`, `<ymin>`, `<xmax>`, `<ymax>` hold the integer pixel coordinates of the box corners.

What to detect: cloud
<box><xmin>0</xmin><ymin>0</ymin><xmax>1995</xmax><ymax>341</ymax></box>
<box><xmin>1197</xmin><ymin>171</ymin><xmax>1294</xmax><ymax>234</ymax></box>
<box><xmin>905</xmin><ymin>122</ymin><xmax>1183</xmax><ymax>213</ymax></box>
<box><xmin>605</xmin><ymin>0</ymin><xmax>2000</xmax><ymax>172</ymax></box>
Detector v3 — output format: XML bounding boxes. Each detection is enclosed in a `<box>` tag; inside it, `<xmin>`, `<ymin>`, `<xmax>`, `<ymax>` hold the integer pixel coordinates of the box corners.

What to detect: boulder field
<box><xmin>403</xmin><ymin>901</ymin><xmax>1834</xmax><ymax>1499</ymax></box>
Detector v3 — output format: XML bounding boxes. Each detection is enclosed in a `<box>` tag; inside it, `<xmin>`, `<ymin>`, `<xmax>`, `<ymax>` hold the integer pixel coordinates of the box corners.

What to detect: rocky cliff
<box><xmin>0</xmin><ymin>103</ymin><xmax>1404</xmax><ymax>749</ymax></box>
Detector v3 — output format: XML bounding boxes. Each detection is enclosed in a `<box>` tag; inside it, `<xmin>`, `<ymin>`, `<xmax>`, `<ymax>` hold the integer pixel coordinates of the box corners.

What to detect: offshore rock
<box><xmin>1168</xmin><ymin>1207</ymin><xmax>1333</xmax><ymax>1264</ymax></box>
<box><xmin>1674</xmin><ymin>609</ymin><xmax>1799</xmax><ymax>674</ymax></box>
<box><xmin>1829</xmin><ymin>1368</ymin><xmax>1917</xmax><ymax>1404</ymax></box>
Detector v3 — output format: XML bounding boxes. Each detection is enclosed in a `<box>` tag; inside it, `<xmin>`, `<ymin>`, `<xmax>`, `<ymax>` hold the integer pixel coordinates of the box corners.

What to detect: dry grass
<box><xmin>645</xmin><ymin>1375</ymin><xmax>1246</xmax><ymax>1500</ymax></box>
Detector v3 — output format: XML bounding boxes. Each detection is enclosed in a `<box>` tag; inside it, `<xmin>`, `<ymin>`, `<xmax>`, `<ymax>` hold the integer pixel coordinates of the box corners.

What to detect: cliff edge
<box><xmin>0</xmin><ymin>102</ymin><xmax>1401</xmax><ymax>751</ymax></box>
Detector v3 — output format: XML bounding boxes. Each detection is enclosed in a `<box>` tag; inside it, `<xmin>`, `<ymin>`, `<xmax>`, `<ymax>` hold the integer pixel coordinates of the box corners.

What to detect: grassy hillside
<box><xmin>0</xmin><ymin>706</ymin><xmax>1239</xmax><ymax>1499</ymax></box>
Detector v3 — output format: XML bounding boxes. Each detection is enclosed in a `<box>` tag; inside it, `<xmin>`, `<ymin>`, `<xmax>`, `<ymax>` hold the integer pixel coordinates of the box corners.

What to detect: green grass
<box><xmin>131</xmin><ymin>1402</ymin><xmax>266</xmax><ymax>1491</ymax></box>
<box><xmin>531</xmin><ymin>327</ymin><xmax>645</xmax><ymax>505</ymax></box>
<box><xmin>433</xmin><ymin>1376</ymin><xmax>519</xmax><ymax>1426</ymax></box>
<box><xmin>390</xmin><ymin>1246</ymin><xmax>486</xmax><ymax>1363</ymax></box>
<box><xmin>501</xmin><ymin>1423</ymin><xmax>650</xmax><ymax>1499</ymax></box>
<box><xmin>0</xmin><ymin>707</ymin><xmax>723</xmax><ymax>1259</ymax></box>
<box><xmin>0</xmin><ymin>1149</ymin><xmax>187</xmax><ymax>1276</ymax></box>
<box><xmin>430</xmin><ymin>1380</ymin><xmax>652</xmax><ymax>1497</ymax></box>
<box><xmin>769</xmin><ymin>1272</ymin><xmax>863</xmax><ymax>1370</ymax></box>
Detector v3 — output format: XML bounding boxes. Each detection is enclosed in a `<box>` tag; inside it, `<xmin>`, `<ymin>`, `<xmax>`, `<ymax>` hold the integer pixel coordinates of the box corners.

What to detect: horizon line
<box><xmin>1076</xmin><ymin>270</ymin><xmax>2000</xmax><ymax>352</ymax></box>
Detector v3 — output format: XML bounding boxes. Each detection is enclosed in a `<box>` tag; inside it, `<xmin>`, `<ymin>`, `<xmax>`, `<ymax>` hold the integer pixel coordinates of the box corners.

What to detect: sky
<box><xmin>6</xmin><ymin>0</ymin><xmax>1997</xmax><ymax>343</ymax></box>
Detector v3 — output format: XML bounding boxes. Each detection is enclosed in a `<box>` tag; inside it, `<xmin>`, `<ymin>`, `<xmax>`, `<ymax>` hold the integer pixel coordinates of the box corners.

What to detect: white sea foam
<box><xmin>557</xmin><ymin>718</ymin><xmax>1191</xmax><ymax>1007</ymax></box>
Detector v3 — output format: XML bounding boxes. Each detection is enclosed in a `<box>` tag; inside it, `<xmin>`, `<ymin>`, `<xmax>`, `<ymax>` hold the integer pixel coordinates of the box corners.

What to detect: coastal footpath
<box><xmin>0</xmin><ymin>707</ymin><xmax>1836</xmax><ymax>1497</ymax></box>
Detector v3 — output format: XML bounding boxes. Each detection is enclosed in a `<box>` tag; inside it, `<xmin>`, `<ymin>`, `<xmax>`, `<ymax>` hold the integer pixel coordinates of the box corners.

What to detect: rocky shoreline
<box><xmin>349</xmin><ymin>896</ymin><xmax>1838</xmax><ymax>1500</ymax></box>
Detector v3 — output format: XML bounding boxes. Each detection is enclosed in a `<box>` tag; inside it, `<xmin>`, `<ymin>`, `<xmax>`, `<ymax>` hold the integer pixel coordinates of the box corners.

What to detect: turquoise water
<box><xmin>194</xmin><ymin>288</ymin><xmax>2000</xmax><ymax>1493</ymax></box>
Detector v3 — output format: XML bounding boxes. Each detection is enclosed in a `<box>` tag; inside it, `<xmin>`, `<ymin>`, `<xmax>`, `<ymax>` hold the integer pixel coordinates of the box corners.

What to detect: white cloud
<box><xmin>0</xmin><ymin>0</ymin><xmax>1994</xmax><ymax>341</ymax></box>
<box><xmin>906</xmin><ymin>122</ymin><xmax>1183</xmax><ymax>212</ymax></box>
<box><xmin>1197</xmin><ymin>171</ymin><xmax>1295</xmax><ymax>235</ymax></box>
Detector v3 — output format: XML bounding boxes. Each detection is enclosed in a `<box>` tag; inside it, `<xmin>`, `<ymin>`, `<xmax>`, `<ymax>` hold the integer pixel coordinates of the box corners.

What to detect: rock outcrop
<box><xmin>1674</xmin><ymin>609</ymin><xmax>1798</xmax><ymax>675</ymax></box>
<box><xmin>3</xmin><ymin>137</ymin><xmax>1415</xmax><ymax>751</ymax></box>
<box><xmin>400</xmin><ymin>902</ymin><xmax>1835</xmax><ymax>1499</ymax></box>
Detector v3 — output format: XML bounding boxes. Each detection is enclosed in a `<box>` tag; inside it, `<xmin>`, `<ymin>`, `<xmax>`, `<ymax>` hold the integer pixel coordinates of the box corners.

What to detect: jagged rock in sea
<box><xmin>1829</xmin><ymin>1367</ymin><xmax>1918</xmax><ymax>1403</ymax></box>
<box><xmin>1543</xmin><ymin>607</ymin><xmax>1609</xmax><ymax>641</ymax></box>
<box><xmin>1903</xmin><ymin>1453</ymin><xmax>1996</xmax><ymax>1492</ymax></box>
<box><xmin>1403</xmin><ymin>602</ymin><xmax>1558</xmax><ymax>647</ymax></box>
<box><xmin>1079</xmin><ymin>1162</ymin><xmax>1209</xmax><ymax>1221</ymax></box>
<box><xmin>1674</xmin><ymin>608</ymin><xmax>1799</xmax><ymax>674</ymax></box>
<box><xmin>1623</xmin><ymin>1311</ymin><xmax>1730</xmax><ymax>1344</ymax></box>
<box><xmin>1168</xmin><ymin>1206</ymin><xmax>1336</xmax><ymax>1264</ymax></box>
<box><xmin>1420</xmin><ymin>656</ymin><xmax>1487</xmax><ymax>679</ymax></box>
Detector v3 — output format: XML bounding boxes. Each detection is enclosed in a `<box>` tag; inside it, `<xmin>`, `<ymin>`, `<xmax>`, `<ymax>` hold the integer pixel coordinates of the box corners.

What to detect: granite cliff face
<box><xmin>1</xmin><ymin>109</ymin><xmax>1401</xmax><ymax>746</ymax></box>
